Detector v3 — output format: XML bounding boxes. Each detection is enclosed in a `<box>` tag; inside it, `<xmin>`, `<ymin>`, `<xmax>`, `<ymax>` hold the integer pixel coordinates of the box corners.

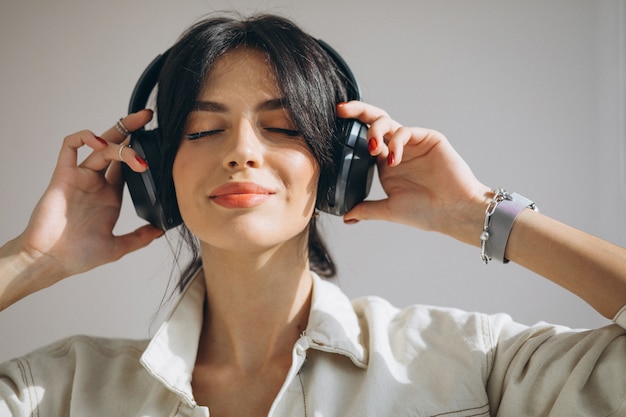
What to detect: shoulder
<box><xmin>0</xmin><ymin>335</ymin><xmax>153</xmax><ymax>415</ymax></box>
<box><xmin>352</xmin><ymin>295</ymin><xmax>498</xmax><ymax>340</ymax></box>
<box><xmin>352</xmin><ymin>296</ymin><xmax>498</xmax><ymax>356</ymax></box>
<box><xmin>1</xmin><ymin>334</ymin><xmax>151</xmax><ymax>386</ymax></box>
<box><xmin>7</xmin><ymin>334</ymin><xmax>151</xmax><ymax>383</ymax></box>
<box><xmin>11</xmin><ymin>334</ymin><xmax>149</xmax><ymax>366</ymax></box>
<box><xmin>342</xmin><ymin>296</ymin><xmax>504</xmax><ymax>394</ymax></box>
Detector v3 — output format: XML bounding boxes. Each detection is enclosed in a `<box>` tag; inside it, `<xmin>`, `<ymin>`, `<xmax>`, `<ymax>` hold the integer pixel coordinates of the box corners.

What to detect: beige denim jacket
<box><xmin>1</xmin><ymin>272</ymin><xmax>625</xmax><ymax>416</ymax></box>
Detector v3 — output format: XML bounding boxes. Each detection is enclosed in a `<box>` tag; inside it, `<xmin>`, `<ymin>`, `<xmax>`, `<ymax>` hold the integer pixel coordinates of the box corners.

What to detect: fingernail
<box><xmin>368</xmin><ymin>138</ymin><xmax>378</xmax><ymax>154</ymax></box>
<box><xmin>135</xmin><ymin>155</ymin><xmax>149</xmax><ymax>168</ymax></box>
<box><xmin>95</xmin><ymin>136</ymin><xmax>108</xmax><ymax>146</ymax></box>
<box><xmin>336</xmin><ymin>102</ymin><xmax>347</xmax><ymax>108</ymax></box>
<box><xmin>387</xmin><ymin>151</ymin><xmax>395</xmax><ymax>166</ymax></box>
<box><xmin>344</xmin><ymin>218</ymin><xmax>360</xmax><ymax>225</ymax></box>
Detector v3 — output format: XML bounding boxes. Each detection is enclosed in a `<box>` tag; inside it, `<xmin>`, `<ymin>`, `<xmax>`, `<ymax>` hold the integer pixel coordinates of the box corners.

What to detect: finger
<box><xmin>338</xmin><ymin>101</ymin><xmax>402</xmax><ymax>161</ymax></box>
<box><xmin>103</xmin><ymin>144</ymin><xmax>148</xmax><ymax>185</ymax></box>
<box><xmin>79</xmin><ymin>139</ymin><xmax>149</xmax><ymax>174</ymax></box>
<box><xmin>366</xmin><ymin>136</ymin><xmax>388</xmax><ymax>160</ymax></box>
<box><xmin>80</xmin><ymin>109</ymin><xmax>153</xmax><ymax>172</ymax></box>
<box><xmin>116</xmin><ymin>142</ymin><xmax>149</xmax><ymax>171</ymax></box>
<box><xmin>385</xmin><ymin>126</ymin><xmax>413</xmax><ymax>167</ymax></box>
<box><xmin>111</xmin><ymin>224</ymin><xmax>164</xmax><ymax>260</ymax></box>
<box><xmin>100</xmin><ymin>109</ymin><xmax>154</xmax><ymax>144</ymax></box>
<box><xmin>388</xmin><ymin>126</ymin><xmax>445</xmax><ymax>167</ymax></box>
<box><xmin>337</xmin><ymin>101</ymin><xmax>401</xmax><ymax>129</ymax></box>
<box><xmin>105</xmin><ymin>159</ymin><xmax>123</xmax><ymax>187</ymax></box>
<box><xmin>57</xmin><ymin>130</ymin><xmax>108</xmax><ymax>170</ymax></box>
<box><xmin>367</xmin><ymin>114</ymin><xmax>401</xmax><ymax>159</ymax></box>
<box><xmin>343</xmin><ymin>199</ymin><xmax>392</xmax><ymax>224</ymax></box>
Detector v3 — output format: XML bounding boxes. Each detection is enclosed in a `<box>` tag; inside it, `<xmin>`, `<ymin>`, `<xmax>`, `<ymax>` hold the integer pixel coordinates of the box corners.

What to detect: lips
<box><xmin>209</xmin><ymin>182</ymin><xmax>276</xmax><ymax>209</ymax></box>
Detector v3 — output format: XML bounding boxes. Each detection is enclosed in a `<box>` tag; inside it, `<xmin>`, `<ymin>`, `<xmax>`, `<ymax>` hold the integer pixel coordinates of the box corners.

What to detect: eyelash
<box><xmin>185</xmin><ymin>130</ymin><xmax>223</xmax><ymax>140</ymax></box>
<box><xmin>185</xmin><ymin>128</ymin><xmax>301</xmax><ymax>140</ymax></box>
<box><xmin>265</xmin><ymin>128</ymin><xmax>301</xmax><ymax>137</ymax></box>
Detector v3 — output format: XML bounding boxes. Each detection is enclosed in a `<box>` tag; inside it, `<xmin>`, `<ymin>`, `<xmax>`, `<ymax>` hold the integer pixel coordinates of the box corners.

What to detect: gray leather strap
<box><xmin>485</xmin><ymin>193</ymin><xmax>536</xmax><ymax>263</ymax></box>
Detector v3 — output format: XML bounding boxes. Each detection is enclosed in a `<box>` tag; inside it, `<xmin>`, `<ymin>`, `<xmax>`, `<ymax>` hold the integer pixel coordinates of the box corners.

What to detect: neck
<box><xmin>196</xmin><ymin>240</ymin><xmax>313</xmax><ymax>373</ymax></box>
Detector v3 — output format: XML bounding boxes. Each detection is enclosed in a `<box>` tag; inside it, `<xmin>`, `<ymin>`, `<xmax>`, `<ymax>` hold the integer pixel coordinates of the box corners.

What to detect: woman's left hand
<box><xmin>338</xmin><ymin>101</ymin><xmax>491</xmax><ymax>245</ymax></box>
<box><xmin>338</xmin><ymin>101</ymin><xmax>626</xmax><ymax>321</ymax></box>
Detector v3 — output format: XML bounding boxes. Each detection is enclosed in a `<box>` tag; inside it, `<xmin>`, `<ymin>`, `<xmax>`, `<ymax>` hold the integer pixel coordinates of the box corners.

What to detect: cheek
<box><xmin>171</xmin><ymin>156</ymin><xmax>184</xmax><ymax>194</ymax></box>
<box><xmin>283</xmin><ymin>152</ymin><xmax>320</xmax><ymax>200</ymax></box>
<box><xmin>171</xmin><ymin>151</ymin><xmax>195</xmax><ymax>209</ymax></box>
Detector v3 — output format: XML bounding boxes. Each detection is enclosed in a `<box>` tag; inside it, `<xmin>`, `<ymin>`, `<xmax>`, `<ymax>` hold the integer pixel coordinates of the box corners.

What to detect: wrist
<box><xmin>0</xmin><ymin>236</ymin><xmax>66</xmax><ymax>310</ymax></box>
<box><xmin>442</xmin><ymin>185</ymin><xmax>493</xmax><ymax>246</ymax></box>
<box><xmin>480</xmin><ymin>189</ymin><xmax>538</xmax><ymax>264</ymax></box>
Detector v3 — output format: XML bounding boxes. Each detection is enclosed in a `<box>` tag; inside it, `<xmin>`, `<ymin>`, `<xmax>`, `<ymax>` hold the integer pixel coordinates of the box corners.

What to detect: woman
<box><xmin>0</xmin><ymin>13</ymin><xmax>625</xmax><ymax>417</ymax></box>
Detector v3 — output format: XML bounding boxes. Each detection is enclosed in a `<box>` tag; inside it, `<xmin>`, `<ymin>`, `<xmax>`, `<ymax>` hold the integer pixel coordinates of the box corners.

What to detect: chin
<box><xmin>189</xmin><ymin>212</ymin><xmax>311</xmax><ymax>253</ymax></box>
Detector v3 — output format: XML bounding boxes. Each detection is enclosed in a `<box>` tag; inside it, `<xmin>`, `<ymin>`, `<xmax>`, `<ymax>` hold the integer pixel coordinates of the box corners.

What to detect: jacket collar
<box><xmin>140</xmin><ymin>270</ymin><xmax>367</xmax><ymax>405</ymax></box>
<box><xmin>305</xmin><ymin>275</ymin><xmax>367</xmax><ymax>368</ymax></box>
<box><xmin>140</xmin><ymin>271</ymin><xmax>205</xmax><ymax>406</ymax></box>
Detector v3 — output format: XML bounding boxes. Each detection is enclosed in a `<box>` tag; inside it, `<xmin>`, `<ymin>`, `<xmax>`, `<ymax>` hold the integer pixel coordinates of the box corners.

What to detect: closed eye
<box><xmin>265</xmin><ymin>128</ymin><xmax>301</xmax><ymax>137</ymax></box>
<box><xmin>185</xmin><ymin>128</ymin><xmax>301</xmax><ymax>140</ymax></box>
<box><xmin>185</xmin><ymin>130</ymin><xmax>224</xmax><ymax>140</ymax></box>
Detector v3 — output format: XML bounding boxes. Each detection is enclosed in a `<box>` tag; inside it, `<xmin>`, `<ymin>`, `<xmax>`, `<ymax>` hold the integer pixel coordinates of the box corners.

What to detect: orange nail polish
<box><xmin>368</xmin><ymin>138</ymin><xmax>378</xmax><ymax>154</ymax></box>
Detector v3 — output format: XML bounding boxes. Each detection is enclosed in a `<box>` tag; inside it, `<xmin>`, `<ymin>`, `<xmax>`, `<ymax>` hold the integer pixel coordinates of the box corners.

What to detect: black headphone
<box><xmin>122</xmin><ymin>40</ymin><xmax>374</xmax><ymax>230</ymax></box>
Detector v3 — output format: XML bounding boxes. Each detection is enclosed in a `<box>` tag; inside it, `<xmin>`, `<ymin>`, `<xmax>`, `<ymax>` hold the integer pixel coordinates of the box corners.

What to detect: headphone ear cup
<box><xmin>341</xmin><ymin>120</ymin><xmax>375</xmax><ymax>213</ymax></box>
<box><xmin>316</xmin><ymin>119</ymin><xmax>375</xmax><ymax>215</ymax></box>
<box><xmin>122</xmin><ymin>129</ymin><xmax>182</xmax><ymax>230</ymax></box>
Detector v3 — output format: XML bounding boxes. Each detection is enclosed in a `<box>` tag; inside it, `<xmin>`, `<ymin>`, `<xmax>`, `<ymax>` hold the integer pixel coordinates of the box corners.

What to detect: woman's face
<box><xmin>172</xmin><ymin>48</ymin><xmax>319</xmax><ymax>253</ymax></box>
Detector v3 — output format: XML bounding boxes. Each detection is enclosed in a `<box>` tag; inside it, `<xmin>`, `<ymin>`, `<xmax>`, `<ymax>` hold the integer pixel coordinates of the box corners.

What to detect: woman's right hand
<box><xmin>0</xmin><ymin>110</ymin><xmax>163</xmax><ymax>310</ymax></box>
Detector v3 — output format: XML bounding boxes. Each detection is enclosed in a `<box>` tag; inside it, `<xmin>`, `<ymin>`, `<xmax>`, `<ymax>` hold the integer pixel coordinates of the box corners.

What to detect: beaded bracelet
<box><xmin>480</xmin><ymin>189</ymin><xmax>538</xmax><ymax>264</ymax></box>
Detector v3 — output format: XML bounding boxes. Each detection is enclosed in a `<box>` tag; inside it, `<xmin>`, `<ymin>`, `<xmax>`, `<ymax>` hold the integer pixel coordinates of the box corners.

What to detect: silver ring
<box><xmin>118</xmin><ymin>144</ymin><xmax>131</xmax><ymax>162</ymax></box>
<box><xmin>115</xmin><ymin>118</ymin><xmax>130</xmax><ymax>137</ymax></box>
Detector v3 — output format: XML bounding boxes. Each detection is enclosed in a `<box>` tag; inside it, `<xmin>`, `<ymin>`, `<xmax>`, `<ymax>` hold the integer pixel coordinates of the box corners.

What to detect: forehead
<box><xmin>199</xmin><ymin>47</ymin><xmax>280</xmax><ymax>98</ymax></box>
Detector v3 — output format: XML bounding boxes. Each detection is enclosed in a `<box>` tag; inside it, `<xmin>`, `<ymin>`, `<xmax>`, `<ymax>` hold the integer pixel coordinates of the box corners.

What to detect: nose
<box><xmin>223</xmin><ymin>120</ymin><xmax>263</xmax><ymax>170</ymax></box>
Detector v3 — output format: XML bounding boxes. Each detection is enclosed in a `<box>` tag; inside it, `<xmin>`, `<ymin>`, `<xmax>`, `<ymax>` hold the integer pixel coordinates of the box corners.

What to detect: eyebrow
<box><xmin>191</xmin><ymin>98</ymin><xmax>288</xmax><ymax>113</ymax></box>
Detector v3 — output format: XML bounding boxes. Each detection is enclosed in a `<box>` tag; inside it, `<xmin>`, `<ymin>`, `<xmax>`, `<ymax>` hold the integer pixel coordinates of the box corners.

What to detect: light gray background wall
<box><xmin>1</xmin><ymin>0</ymin><xmax>624</xmax><ymax>362</ymax></box>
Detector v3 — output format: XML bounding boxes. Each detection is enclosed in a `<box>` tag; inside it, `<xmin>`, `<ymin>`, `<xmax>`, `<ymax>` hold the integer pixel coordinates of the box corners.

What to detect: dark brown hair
<box><xmin>156</xmin><ymin>13</ymin><xmax>351</xmax><ymax>286</ymax></box>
